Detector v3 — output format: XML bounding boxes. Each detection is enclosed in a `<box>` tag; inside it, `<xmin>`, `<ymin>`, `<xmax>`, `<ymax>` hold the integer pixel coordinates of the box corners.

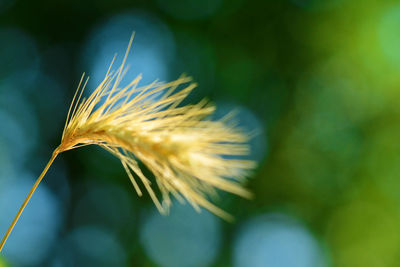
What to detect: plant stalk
<box><xmin>0</xmin><ymin>151</ymin><xmax>59</xmax><ymax>252</ymax></box>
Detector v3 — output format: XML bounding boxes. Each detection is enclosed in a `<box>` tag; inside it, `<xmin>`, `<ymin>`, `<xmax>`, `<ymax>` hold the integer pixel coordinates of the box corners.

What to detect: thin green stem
<box><xmin>0</xmin><ymin>151</ymin><xmax>59</xmax><ymax>252</ymax></box>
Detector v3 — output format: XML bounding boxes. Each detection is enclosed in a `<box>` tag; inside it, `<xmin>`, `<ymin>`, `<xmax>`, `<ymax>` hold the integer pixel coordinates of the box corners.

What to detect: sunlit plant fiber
<box><xmin>0</xmin><ymin>34</ymin><xmax>255</xmax><ymax>252</ymax></box>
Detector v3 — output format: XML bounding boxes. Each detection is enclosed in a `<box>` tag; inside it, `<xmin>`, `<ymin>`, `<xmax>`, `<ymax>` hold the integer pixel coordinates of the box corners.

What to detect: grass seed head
<box><xmin>0</xmin><ymin>34</ymin><xmax>257</xmax><ymax>253</ymax></box>
<box><xmin>58</xmin><ymin>35</ymin><xmax>256</xmax><ymax>220</ymax></box>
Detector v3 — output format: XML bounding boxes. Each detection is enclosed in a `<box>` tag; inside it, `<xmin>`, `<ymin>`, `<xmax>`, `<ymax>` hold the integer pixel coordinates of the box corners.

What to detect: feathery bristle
<box><xmin>57</xmin><ymin>35</ymin><xmax>256</xmax><ymax>220</ymax></box>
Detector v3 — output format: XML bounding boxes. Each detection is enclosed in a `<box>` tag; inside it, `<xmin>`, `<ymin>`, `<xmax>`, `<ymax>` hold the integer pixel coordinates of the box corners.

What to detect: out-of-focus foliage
<box><xmin>0</xmin><ymin>0</ymin><xmax>400</xmax><ymax>266</ymax></box>
<box><xmin>0</xmin><ymin>256</ymin><xmax>8</xmax><ymax>267</ymax></box>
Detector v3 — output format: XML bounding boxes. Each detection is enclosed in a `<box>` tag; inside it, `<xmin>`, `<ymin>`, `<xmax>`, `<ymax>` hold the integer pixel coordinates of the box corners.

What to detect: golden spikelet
<box><xmin>0</xmin><ymin>35</ymin><xmax>255</xmax><ymax>252</ymax></box>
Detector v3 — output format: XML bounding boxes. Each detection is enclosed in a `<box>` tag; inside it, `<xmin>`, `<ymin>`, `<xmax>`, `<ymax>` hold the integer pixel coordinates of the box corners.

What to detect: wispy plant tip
<box><xmin>0</xmin><ymin>33</ymin><xmax>256</xmax><ymax>252</ymax></box>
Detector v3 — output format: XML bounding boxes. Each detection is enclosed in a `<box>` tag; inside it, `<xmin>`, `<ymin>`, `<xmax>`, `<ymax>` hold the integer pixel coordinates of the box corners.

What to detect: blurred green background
<box><xmin>1</xmin><ymin>0</ymin><xmax>400</xmax><ymax>266</ymax></box>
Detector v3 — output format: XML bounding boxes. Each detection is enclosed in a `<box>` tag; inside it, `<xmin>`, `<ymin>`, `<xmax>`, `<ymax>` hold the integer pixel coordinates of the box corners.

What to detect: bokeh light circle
<box><xmin>140</xmin><ymin>203</ymin><xmax>222</xmax><ymax>267</ymax></box>
<box><xmin>234</xmin><ymin>213</ymin><xmax>329</xmax><ymax>267</ymax></box>
<box><xmin>0</xmin><ymin>174</ymin><xmax>61</xmax><ymax>266</ymax></box>
<box><xmin>82</xmin><ymin>11</ymin><xmax>175</xmax><ymax>91</ymax></box>
<box><xmin>0</xmin><ymin>90</ymin><xmax>39</xmax><ymax>168</ymax></box>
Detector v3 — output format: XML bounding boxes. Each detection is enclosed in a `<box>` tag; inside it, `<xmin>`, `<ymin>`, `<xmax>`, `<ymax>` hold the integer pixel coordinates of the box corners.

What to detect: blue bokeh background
<box><xmin>1</xmin><ymin>0</ymin><xmax>400</xmax><ymax>266</ymax></box>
